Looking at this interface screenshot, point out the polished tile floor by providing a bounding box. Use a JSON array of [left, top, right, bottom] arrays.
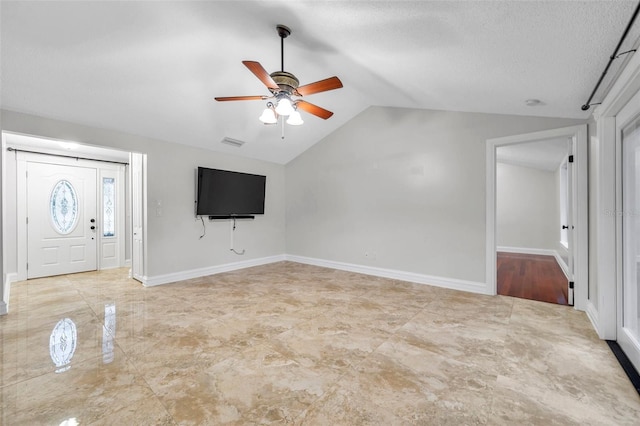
[[1, 262, 639, 425]]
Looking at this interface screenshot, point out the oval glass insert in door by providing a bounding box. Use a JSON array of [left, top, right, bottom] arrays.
[[50, 179, 79, 235]]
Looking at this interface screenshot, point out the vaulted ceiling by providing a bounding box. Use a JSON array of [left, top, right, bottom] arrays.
[[2, 1, 638, 164]]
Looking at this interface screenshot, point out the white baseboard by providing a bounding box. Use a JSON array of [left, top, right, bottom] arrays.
[[142, 254, 286, 287], [128, 252, 487, 295], [1, 273, 18, 315], [284, 255, 489, 295], [585, 301, 601, 338], [497, 246, 557, 256], [553, 251, 570, 280], [125, 259, 132, 268]]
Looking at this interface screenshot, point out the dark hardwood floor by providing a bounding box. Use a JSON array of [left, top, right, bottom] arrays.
[[497, 252, 569, 305]]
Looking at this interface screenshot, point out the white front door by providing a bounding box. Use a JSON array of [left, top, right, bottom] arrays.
[[27, 162, 97, 278]]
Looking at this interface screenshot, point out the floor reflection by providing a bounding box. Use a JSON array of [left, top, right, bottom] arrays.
[[2, 265, 639, 425], [49, 318, 77, 373], [102, 303, 116, 364]]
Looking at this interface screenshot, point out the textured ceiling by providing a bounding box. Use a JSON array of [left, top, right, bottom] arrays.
[[2, 1, 639, 164], [497, 138, 569, 171]]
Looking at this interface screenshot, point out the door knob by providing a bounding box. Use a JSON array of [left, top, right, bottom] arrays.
[[562, 225, 569, 229], [90, 218, 96, 223], [90, 226, 96, 230]]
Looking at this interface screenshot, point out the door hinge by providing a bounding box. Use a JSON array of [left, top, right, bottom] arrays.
[[569, 281, 574, 289], [26, 263, 28, 270], [568, 155, 574, 163]]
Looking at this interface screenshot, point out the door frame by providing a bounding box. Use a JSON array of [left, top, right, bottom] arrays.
[[592, 43, 640, 340], [15, 152, 126, 280], [1, 131, 147, 303], [486, 124, 589, 310], [615, 97, 640, 370]]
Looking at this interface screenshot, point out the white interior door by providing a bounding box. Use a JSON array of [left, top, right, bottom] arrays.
[[27, 162, 97, 278], [619, 118, 640, 372], [566, 137, 576, 305]]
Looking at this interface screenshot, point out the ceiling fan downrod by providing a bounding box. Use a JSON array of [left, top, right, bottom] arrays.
[[277, 24, 291, 72]]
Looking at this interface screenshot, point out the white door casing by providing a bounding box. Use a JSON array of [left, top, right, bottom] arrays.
[[15, 151, 127, 280], [615, 99, 640, 372], [486, 125, 589, 310], [27, 162, 97, 278], [592, 38, 640, 340], [130, 152, 146, 282], [566, 136, 576, 305]]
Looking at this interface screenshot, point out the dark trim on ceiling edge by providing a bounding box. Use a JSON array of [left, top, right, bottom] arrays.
[[606, 340, 640, 396], [6, 147, 129, 165]]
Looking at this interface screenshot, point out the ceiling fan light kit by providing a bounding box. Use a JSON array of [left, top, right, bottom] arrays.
[[258, 104, 278, 124], [215, 24, 342, 136], [286, 110, 304, 126]]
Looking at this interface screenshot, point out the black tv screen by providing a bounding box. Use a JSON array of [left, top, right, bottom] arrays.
[[196, 167, 266, 216]]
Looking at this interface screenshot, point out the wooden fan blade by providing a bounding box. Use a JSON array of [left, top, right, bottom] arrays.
[[296, 100, 334, 120], [296, 76, 343, 96], [242, 61, 279, 90], [215, 95, 267, 102]]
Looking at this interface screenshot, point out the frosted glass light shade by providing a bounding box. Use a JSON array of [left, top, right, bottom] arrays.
[[286, 110, 304, 125], [275, 98, 294, 116], [259, 108, 277, 124]]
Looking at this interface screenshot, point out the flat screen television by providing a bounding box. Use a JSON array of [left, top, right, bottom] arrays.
[[196, 167, 266, 217]]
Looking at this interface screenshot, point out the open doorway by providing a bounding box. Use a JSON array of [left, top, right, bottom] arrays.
[[495, 138, 572, 305], [486, 125, 588, 310]]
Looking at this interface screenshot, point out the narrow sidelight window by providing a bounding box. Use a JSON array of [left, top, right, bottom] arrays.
[[103, 177, 115, 237]]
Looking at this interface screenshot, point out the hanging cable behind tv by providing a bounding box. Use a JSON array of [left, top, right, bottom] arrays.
[[230, 217, 245, 255]]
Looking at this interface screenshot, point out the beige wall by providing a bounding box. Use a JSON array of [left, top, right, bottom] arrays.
[[496, 162, 558, 251], [1, 109, 286, 280], [285, 106, 585, 283]]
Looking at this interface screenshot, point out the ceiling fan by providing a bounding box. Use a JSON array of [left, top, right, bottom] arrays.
[[214, 25, 343, 127]]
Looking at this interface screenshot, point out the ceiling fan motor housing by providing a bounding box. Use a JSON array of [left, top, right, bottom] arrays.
[[270, 71, 299, 94]]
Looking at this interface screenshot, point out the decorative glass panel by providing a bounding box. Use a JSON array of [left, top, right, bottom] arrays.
[[50, 180, 79, 235], [103, 177, 115, 237], [102, 303, 116, 364], [50, 318, 77, 373]]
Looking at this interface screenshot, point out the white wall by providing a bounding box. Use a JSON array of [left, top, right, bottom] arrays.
[[496, 162, 557, 251], [286, 106, 584, 284], [588, 123, 599, 310], [1, 109, 286, 281], [0, 116, 5, 314]]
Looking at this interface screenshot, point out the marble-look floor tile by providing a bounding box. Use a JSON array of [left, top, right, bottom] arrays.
[[2, 263, 640, 425], [345, 337, 495, 424], [2, 345, 157, 425], [273, 312, 393, 377], [86, 395, 176, 426], [1, 305, 107, 385], [296, 382, 405, 425], [146, 342, 330, 425]]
